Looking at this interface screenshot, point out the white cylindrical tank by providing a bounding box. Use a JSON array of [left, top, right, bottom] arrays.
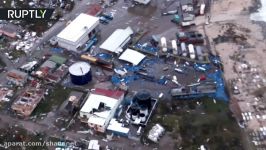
[[188, 44, 195, 59], [140, 113, 146, 122], [171, 40, 178, 55], [161, 37, 167, 52], [181, 42, 187, 57], [139, 108, 148, 116], [69, 62, 92, 85], [132, 114, 137, 121]]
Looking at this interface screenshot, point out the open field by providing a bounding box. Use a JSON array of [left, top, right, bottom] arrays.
[[142, 98, 243, 149]]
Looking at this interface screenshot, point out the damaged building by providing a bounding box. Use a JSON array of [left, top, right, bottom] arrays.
[[6, 69, 28, 86], [11, 87, 45, 117], [79, 88, 124, 133]]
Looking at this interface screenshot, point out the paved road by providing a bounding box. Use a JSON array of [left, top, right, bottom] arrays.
[[0, 113, 152, 150], [0, 0, 92, 83], [29, 0, 92, 54]]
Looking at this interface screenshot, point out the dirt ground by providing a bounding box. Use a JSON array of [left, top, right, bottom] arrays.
[[200, 0, 266, 80], [200, 0, 266, 149]]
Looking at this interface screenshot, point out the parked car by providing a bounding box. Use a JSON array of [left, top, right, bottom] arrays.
[[177, 31, 204, 44], [101, 13, 113, 20], [99, 16, 109, 25]]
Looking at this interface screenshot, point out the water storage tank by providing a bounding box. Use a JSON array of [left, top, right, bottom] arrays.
[[134, 91, 152, 109], [140, 107, 149, 116], [196, 46, 204, 61], [69, 62, 92, 85], [181, 42, 187, 57], [160, 37, 167, 52], [171, 40, 178, 55], [188, 44, 195, 59], [139, 113, 146, 122]]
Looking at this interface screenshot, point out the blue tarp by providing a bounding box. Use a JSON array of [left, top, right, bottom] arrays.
[[173, 70, 229, 101], [207, 70, 229, 101], [122, 64, 142, 72], [112, 61, 167, 85], [134, 43, 159, 54]]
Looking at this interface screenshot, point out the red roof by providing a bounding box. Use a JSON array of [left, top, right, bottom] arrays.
[[93, 88, 124, 99], [86, 4, 102, 16], [40, 67, 50, 75]]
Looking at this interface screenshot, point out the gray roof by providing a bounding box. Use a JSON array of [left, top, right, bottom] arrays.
[[180, 0, 193, 6], [41, 60, 57, 69]]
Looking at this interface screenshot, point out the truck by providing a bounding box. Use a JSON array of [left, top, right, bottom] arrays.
[[188, 44, 195, 59], [83, 37, 98, 51]]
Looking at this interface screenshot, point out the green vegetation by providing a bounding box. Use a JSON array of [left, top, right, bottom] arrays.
[[32, 85, 72, 116], [0, 127, 48, 150], [9, 50, 26, 60], [145, 98, 243, 149]]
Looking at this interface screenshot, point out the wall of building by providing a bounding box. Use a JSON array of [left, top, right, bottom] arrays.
[[57, 26, 98, 52], [102, 94, 125, 131]]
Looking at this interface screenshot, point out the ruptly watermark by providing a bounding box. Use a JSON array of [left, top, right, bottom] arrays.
[[0, 8, 54, 20]]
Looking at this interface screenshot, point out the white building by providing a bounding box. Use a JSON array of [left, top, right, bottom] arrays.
[[100, 27, 133, 54], [79, 88, 124, 133], [56, 13, 99, 52], [119, 49, 146, 65]]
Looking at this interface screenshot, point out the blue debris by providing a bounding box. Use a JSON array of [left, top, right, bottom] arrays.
[[111, 75, 121, 85], [123, 75, 139, 84], [111, 74, 139, 85], [123, 64, 143, 72], [194, 63, 211, 72], [207, 70, 229, 101], [140, 58, 160, 66], [96, 53, 112, 60], [172, 70, 229, 101], [51, 47, 63, 53], [83, 37, 98, 51], [209, 55, 222, 65], [158, 76, 167, 85], [134, 43, 159, 54]]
